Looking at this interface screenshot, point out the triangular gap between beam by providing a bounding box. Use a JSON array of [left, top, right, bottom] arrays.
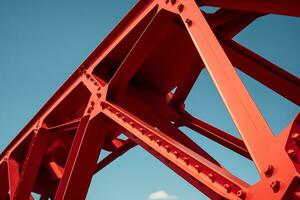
[[178, 68, 259, 185]]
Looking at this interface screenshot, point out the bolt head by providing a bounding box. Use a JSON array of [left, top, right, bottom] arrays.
[[147, 134, 153, 140], [287, 149, 298, 161], [224, 184, 231, 193], [237, 190, 246, 199], [87, 108, 92, 113], [139, 128, 145, 135], [173, 151, 179, 158], [292, 133, 300, 146], [177, 4, 184, 12], [185, 19, 192, 26], [170, 0, 176, 4], [264, 165, 273, 177], [129, 121, 135, 128], [270, 180, 280, 192], [164, 145, 170, 152], [156, 139, 161, 146], [183, 156, 189, 165], [208, 173, 214, 182]]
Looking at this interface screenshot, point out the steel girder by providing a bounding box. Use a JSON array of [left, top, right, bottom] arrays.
[[0, 0, 299, 199]]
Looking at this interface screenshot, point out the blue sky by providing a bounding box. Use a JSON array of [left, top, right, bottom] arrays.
[[0, 1, 299, 199]]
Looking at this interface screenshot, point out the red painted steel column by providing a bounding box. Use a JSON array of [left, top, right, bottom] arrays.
[[7, 158, 20, 200], [0, 162, 9, 199], [13, 128, 50, 200], [177, 0, 274, 172], [54, 114, 108, 200]]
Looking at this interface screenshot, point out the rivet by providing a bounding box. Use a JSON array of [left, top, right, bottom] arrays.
[[291, 133, 300, 146], [224, 184, 231, 193], [208, 173, 214, 182], [86, 74, 91, 79], [148, 134, 154, 140], [177, 4, 184, 12], [129, 121, 135, 128], [97, 93, 101, 98], [170, 0, 176, 4], [100, 102, 106, 108], [264, 165, 273, 177], [183, 156, 189, 165], [237, 190, 246, 199], [185, 18, 192, 26], [97, 87, 101, 91], [121, 116, 127, 122], [156, 139, 161, 146], [194, 164, 200, 173], [164, 145, 170, 152], [90, 101, 95, 106], [139, 128, 145, 135], [270, 180, 280, 193], [173, 151, 179, 158], [287, 149, 297, 161], [87, 108, 92, 114]]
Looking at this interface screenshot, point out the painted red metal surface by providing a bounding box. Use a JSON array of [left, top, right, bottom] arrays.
[[0, 0, 299, 199]]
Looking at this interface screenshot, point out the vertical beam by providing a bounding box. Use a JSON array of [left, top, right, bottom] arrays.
[[7, 159, 19, 200], [0, 162, 9, 199], [180, 1, 274, 172], [13, 128, 50, 200], [54, 114, 108, 200]]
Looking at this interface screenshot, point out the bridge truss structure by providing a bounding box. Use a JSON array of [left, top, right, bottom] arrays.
[[0, 0, 299, 199]]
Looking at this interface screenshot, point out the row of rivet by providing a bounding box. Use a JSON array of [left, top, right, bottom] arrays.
[[289, 132, 300, 198], [83, 71, 102, 93], [101, 102, 246, 199], [165, 0, 193, 26], [288, 132, 299, 162]]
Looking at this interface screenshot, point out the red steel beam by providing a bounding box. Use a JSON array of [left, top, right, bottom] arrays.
[[13, 128, 50, 200], [54, 115, 108, 200], [101, 101, 249, 199], [0, 0, 299, 199], [7, 159, 20, 200], [179, 110, 251, 159], [198, 0, 300, 17], [94, 139, 136, 174], [221, 38, 300, 105]]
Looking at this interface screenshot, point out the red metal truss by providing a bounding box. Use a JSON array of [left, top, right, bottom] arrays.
[[0, 0, 299, 199]]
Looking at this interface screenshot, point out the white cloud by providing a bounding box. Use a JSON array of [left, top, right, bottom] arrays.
[[148, 190, 178, 200]]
